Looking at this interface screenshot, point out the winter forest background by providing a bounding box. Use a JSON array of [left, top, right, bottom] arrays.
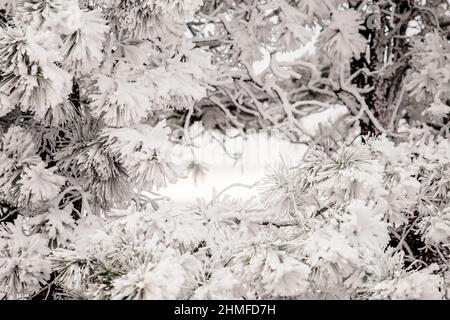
[[0, 0, 450, 300]]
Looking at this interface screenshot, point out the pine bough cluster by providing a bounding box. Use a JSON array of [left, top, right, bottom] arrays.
[[0, 0, 450, 300]]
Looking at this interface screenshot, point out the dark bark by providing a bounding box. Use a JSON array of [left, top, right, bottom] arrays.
[[350, 6, 379, 137], [0, 201, 19, 224], [351, 1, 413, 136]]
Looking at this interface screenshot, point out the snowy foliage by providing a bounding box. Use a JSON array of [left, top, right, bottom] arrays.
[[318, 9, 367, 62], [1, 130, 449, 300], [1, 0, 450, 300]]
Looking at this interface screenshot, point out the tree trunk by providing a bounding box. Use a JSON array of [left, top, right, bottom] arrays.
[[351, 1, 413, 136]]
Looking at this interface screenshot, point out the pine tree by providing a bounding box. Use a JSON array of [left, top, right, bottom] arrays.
[[0, 0, 449, 300]]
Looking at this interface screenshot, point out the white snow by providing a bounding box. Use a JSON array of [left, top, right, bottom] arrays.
[[160, 105, 347, 204]]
